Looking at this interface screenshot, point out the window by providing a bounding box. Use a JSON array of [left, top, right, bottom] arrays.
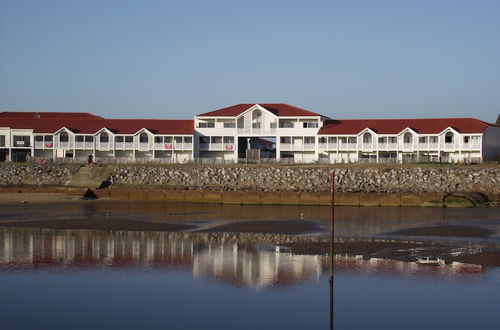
[[419, 137, 427, 143], [175, 137, 183, 143], [164, 137, 172, 143], [378, 137, 387, 143], [279, 121, 294, 128], [252, 123, 261, 129], [0, 136, 4, 147], [304, 137, 315, 144], [223, 137, 234, 144], [270, 122, 277, 129], [303, 122, 318, 128], [362, 133, 372, 144], [100, 134, 109, 143], [198, 122, 215, 128], [35, 136, 44, 142], [155, 136, 163, 143], [445, 134, 453, 143], [280, 137, 291, 144], [429, 136, 438, 143], [403, 134, 412, 143], [60, 134, 69, 142], [139, 134, 148, 143], [199, 136, 210, 144], [328, 137, 337, 144], [223, 122, 236, 128], [211, 137, 222, 144], [348, 137, 357, 144], [45, 135, 53, 142], [184, 137, 192, 143], [124, 136, 133, 143], [463, 136, 470, 143], [115, 136, 124, 143], [76, 136, 84, 142], [389, 137, 397, 144]]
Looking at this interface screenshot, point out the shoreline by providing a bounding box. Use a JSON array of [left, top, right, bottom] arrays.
[[0, 186, 498, 207]]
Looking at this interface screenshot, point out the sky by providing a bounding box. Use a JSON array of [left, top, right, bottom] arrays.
[[0, 0, 499, 122]]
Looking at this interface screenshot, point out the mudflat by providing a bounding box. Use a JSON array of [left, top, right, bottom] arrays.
[[0, 219, 195, 232]]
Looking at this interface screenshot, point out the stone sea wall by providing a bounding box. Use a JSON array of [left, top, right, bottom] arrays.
[[0, 164, 80, 186], [0, 164, 498, 196], [109, 165, 500, 195]]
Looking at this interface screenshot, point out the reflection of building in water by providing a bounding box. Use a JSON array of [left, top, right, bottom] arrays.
[[193, 243, 324, 289], [0, 228, 326, 289]]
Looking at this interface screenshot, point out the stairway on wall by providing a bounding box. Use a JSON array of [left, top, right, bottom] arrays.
[[64, 165, 116, 188]]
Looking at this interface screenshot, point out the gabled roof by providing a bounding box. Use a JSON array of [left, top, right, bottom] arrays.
[[0, 117, 194, 135], [0, 111, 102, 119], [197, 103, 323, 117], [318, 118, 491, 135]]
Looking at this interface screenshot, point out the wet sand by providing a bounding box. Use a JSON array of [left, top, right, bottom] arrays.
[[389, 225, 495, 238], [282, 241, 500, 267], [201, 220, 324, 234], [0, 193, 80, 204], [0, 219, 195, 232]]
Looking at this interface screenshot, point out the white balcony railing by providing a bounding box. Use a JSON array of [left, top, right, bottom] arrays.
[[55, 141, 73, 149], [96, 142, 111, 150], [303, 143, 316, 150], [74, 142, 94, 150], [115, 142, 134, 150], [237, 128, 277, 135]]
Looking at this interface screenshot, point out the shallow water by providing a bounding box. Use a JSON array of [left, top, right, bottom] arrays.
[[1, 203, 500, 329], [1, 226, 500, 329]]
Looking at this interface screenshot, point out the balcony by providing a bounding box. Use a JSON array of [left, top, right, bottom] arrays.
[[237, 128, 277, 135], [35, 142, 54, 149], [115, 142, 134, 150], [442, 142, 456, 151], [55, 141, 73, 149], [96, 142, 111, 151], [280, 143, 315, 151], [136, 142, 151, 150], [401, 143, 416, 151], [303, 143, 316, 150], [74, 142, 94, 150], [462, 143, 481, 150]]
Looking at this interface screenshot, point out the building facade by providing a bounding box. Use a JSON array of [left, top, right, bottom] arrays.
[[0, 104, 499, 163]]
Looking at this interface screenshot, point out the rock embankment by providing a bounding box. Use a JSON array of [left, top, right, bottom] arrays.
[[109, 165, 500, 195], [0, 164, 80, 186]]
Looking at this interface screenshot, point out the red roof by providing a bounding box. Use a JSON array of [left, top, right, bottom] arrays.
[[0, 111, 102, 119], [197, 103, 323, 117], [318, 118, 491, 135], [0, 117, 194, 135]]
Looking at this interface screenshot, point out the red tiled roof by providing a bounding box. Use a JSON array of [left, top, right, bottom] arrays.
[[318, 118, 491, 135], [0, 111, 102, 119], [197, 103, 323, 117], [0, 117, 194, 135]]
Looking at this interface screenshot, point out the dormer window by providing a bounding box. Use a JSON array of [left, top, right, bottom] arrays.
[[198, 122, 215, 128], [303, 122, 318, 128]]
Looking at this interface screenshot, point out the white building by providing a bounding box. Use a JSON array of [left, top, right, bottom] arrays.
[[0, 105, 499, 163]]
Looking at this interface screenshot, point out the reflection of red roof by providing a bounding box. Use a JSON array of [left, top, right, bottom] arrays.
[[197, 103, 323, 117], [0, 117, 194, 135], [318, 118, 491, 135], [0, 112, 102, 119]]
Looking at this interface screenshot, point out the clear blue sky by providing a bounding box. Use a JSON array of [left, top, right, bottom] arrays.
[[1, 0, 499, 121]]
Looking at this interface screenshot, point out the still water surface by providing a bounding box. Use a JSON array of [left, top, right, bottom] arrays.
[[1, 203, 500, 329]]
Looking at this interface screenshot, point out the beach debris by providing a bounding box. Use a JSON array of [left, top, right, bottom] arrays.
[[416, 257, 446, 266]]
